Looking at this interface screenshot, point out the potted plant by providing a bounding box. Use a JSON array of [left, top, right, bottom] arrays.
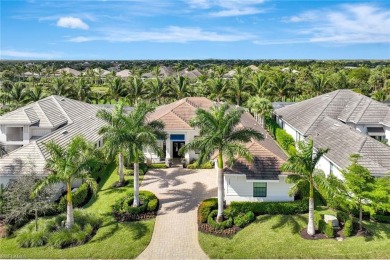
[[181, 158, 187, 168]]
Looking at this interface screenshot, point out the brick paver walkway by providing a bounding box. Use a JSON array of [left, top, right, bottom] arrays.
[[137, 167, 217, 260]]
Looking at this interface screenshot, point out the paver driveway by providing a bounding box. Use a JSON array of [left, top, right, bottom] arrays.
[[137, 167, 217, 260]]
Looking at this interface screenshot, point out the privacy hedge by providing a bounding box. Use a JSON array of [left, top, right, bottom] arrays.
[[198, 198, 218, 223], [207, 210, 233, 230], [275, 128, 295, 151], [148, 163, 168, 169], [187, 161, 214, 169], [230, 199, 308, 216]]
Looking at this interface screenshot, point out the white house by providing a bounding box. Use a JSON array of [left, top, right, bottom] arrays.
[[274, 89, 390, 178]]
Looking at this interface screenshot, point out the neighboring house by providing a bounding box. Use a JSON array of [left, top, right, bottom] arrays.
[[0, 96, 108, 186], [55, 67, 81, 77], [274, 89, 390, 178], [116, 69, 132, 79], [0, 96, 293, 204]]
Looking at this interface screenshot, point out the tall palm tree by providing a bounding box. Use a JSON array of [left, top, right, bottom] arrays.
[[49, 77, 69, 96], [27, 86, 47, 102], [206, 78, 229, 102], [281, 139, 329, 236], [170, 75, 192, 99], [127, 76, 148, 106], [246, 97, 273, 128], [271, 73, 293, 101], [33, 136, 99, 229], [250, 74, 272, 98], [120, 103, 166, 206], [97, 103, 129, 184], [229, 72, 251, 106], [73, 77, 92, 102], [180, 103, 263, 221], [107, 77, 127, 103], [310, 73, 330, 96], [147, 78, 169, 105]]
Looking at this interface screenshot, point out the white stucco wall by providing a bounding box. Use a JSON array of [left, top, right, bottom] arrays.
[[315, 156, 344, 180], [384, 125, 390, 145], [224, 174, 294, 204], [283, 122, 299, 142]]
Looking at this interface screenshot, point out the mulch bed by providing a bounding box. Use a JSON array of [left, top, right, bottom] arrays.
[[300, 229, 328, 240], [114, 211, 157, 222], [198, 223, 241, 237], [112, 180, 130, 188]]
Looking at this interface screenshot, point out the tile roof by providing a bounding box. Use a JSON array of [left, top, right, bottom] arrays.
[[313, 116, 390, 176], [275, 90, 390, 135]]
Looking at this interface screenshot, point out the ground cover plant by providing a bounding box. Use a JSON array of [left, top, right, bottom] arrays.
[[0, 164, 155, 259]]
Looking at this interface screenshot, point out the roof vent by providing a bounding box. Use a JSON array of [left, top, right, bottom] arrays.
[[61, 98, 65, 101], [62, 130, 68, 135], [334, 123, 340, 127]]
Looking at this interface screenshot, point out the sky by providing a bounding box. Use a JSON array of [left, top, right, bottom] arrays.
[[0, 0, 389, 60]]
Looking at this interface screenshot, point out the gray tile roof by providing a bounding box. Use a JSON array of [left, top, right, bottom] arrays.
[[274, 89, 390, 135], [24, 107, 40, 124], [313, 116, 390, 176]]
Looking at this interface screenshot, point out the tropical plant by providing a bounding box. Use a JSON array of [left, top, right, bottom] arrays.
[[246, 97, 273, 128], [27, 86, 47, 102], [281, 139, 330, 236], [107, 77, 127, 103], [180, 103, 263, 221], [206, 78, 229, 102], [33, 136, 100, 229]]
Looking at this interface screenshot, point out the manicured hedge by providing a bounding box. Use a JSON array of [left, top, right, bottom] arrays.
[[187, 161, 214, 169], [372, 214, 390, 224], [318, 219, 326, 234], [343, 219, 353, 237], [124, 169, 145, 176], [207, 210, 233, 230], [198, 198, 218, 223], [233, 211, 255, 228], [230, 199, 308, 216], [325, 221, 334, 238], [275, 128, 295, 151], [314, 211, 324, 230], [57, 183, 89, 212]]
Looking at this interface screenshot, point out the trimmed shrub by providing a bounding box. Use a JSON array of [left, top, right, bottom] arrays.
[[112, 191, 159, 220], [314, 211, 324, 230], [198, 198, 218, 223], [372, 214, 390, 224], [337, 211, 350, 223], [207, 210, 233, 230], [234, 211, 255, 228], [148, 163, 167, 169], [318, 219, 326, 234], [230, 199, 308, 216], [265, 116, 279, 138], [17, 230, 48, 248], [325, 221, 334, 238], [187, 161, 214, 169], [344, 219, 353, 237], [275, 128, 295, 151], [124, 169, 145, 176], [57, 183, 89, 212]]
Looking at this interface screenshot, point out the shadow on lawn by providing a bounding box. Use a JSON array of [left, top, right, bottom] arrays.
[[92, 215, 120, 243], [363, 221, 390, 241], [159, 181, 217, 214], [256, 214, 307, 234]]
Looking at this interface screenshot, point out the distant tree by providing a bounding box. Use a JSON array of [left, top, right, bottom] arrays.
[[127, 76, 147, 106], [206, 78, 229, 102], [170, 75, 192, 99], [107, 77, 127, 103], [246, 97, 273, 128], [27, 86, 47, 102]]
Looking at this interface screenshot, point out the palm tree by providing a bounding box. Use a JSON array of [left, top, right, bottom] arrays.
[[229, 72, 251, 106], [127, 76, 148, 106], [147, 78, 169, 105], [27, 86, 47, 102], [246, 97, 273, 128], [310, 73, 330, 96], [170, 75, 192, 99], [73, 78, 92, 102], [270, 73, 293, 101], [281, 139, 329, 236], [49, 77, 69, 96], [120, 102, 166, 206], [97, 103, 129, 184], [206, 78, 229, 102], [250, 74, 272, 98], [107, 77, 127, 103], [0, 144, 7, 158], [180, 103, 263, 221], [33, 136, 99, 229]]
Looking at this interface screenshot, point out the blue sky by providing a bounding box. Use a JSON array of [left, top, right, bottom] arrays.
[[1, 0, 389, 60]]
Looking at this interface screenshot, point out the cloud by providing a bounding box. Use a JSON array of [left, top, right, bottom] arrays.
[[68, 26, 255, 43], [1, 50, 62, 59], [283, 3, 390, 44], [187, 0, 266, 17], [57, 17, 89, 30]]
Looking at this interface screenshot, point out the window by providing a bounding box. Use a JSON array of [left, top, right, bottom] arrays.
[[170, 134, 185, 141], [330, 162, 334, 175], [253, 182, 267, 197]]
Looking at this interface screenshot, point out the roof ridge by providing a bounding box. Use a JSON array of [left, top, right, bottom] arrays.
[[170, 109, 191, 125], [154, 99, 186, 120], [36, 100, 54, 128], [355, 97, 372, 123], [342, 95, 364, 122], [51, 96, 73, 124]]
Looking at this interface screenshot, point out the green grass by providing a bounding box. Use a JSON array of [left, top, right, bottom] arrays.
[[0, 163, 155, 259], [199, 215, 390, 259]]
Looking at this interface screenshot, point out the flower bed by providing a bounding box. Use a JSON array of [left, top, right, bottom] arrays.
[[112, 190, 159, 221]]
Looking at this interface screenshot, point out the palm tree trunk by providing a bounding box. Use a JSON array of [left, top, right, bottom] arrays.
[[66, 181, 74, 229], [118, 152, 124, 184], [217, 153, 224, 222], [133, 162, 140, 207], [307, 180, 315, 236]]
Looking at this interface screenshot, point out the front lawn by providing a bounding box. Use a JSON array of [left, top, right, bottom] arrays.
[[0, 163, 155, 259], [199, 214, 390, 259]]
